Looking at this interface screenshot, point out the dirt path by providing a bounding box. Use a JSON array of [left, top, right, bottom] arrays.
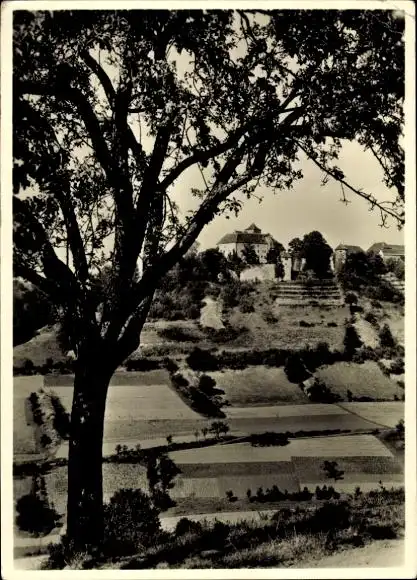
[[297, 539, 405, 568], [200, 297, 224, 330]]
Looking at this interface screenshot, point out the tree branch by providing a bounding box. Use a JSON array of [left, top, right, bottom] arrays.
[[16, 77, 116, 185], [81, 50, 146, 168], [295, 140, 404, 226], [13, 196, 82, 300]]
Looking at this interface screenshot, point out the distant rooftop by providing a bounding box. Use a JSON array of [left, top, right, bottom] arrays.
[[245, 223, 261, 232], [217, 224, 275, 246], [335, 244, 364, 253], [368, 242, 404, 256]]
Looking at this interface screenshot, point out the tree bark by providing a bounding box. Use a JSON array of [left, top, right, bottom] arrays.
[[66, 356, 115, 552]]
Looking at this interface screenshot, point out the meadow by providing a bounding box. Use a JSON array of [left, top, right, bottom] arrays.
[[338, 402, 404, 428], [226, 303, 349, 351], [315, 361, 404, 401], [210, 367, 309, 406]]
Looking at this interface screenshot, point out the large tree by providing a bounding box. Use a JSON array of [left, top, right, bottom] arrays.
[[302, 230, 333, 278], [12, 8, 404, 551]]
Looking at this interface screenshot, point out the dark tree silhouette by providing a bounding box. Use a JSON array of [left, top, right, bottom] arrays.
[[242, 243, 260, 265], [302, 231, 333, 278]]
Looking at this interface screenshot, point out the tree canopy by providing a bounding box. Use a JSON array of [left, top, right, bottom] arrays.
[[302, 231, 333, 277]]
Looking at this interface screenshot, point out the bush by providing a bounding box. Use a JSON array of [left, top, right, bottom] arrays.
[[163, 357, 179, 374], [389, 358, 404, 375], [251, 432, 289, 447], [22, 358, 36, 375], [366, 524, 397, 540], [309, 501, 350, 532], [102, 489, 161, 557], [124, 358, 161, 372], [284, 353, 311, 383], [379, 324, 396, 348], [198, 374, 217, 396], [360, 346, 379, 361], [239, 294, 255, 313], [344, 324, 363, 357], [327, 321, 338, 327], [157, 326, 199, 343], [16, 474, 61, 538], [364, 312, 379, 326], [208, 325, 247, 344], [321, 460, 345, 481], [48, 393, 71, 439], [175, 517, 203, 537], [186, 347, 219, 372], [209, 421, 230, 438], [345, 292, 358, 305]]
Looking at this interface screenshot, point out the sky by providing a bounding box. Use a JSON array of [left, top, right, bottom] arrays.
[[173, 139, 404, 252]]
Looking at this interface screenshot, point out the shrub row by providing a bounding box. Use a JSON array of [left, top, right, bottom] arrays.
[[245, 484, 341, 503], [170, 371, 226, 418], [14, 358, 76, 376], [186, 343, 344, 373]]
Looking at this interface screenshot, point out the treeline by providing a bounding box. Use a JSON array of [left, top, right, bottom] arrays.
[[337, 251, 404, 304]]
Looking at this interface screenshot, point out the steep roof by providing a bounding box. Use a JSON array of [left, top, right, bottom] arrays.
[[217, 231, 269, 245], [245, 223, 261, 232], [335, 244, 363, 253], [368, 242, 404, 256]]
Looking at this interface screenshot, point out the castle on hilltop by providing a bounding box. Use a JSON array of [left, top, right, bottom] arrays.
[[217, 223, 276, 263], [216, 224, 307, 281]]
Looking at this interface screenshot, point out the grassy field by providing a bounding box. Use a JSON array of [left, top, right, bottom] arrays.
[[13, 377, 44, 454], [210, 367, 309, 406], [170, 435, 392, 465], [316, 361, 403, 400], [42, 373, 201, 422], [226, 412, 381, 434], [226, 302, 349, 351], [338, 402, 404, 428], [225, 403, 351, 418], [13, 326, 67, 367]]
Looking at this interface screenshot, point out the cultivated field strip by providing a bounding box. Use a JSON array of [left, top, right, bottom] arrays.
[[102, 418, 207, 440], [291, 456, 403, 478], [171, 478, 220, 498], [43, 370, 170, 387], [170, 435, 393, 466], [14, 377, 45, 455], [227, 413, 380, 435], [179, 461, 296, 478], [338, 402, 404, 428], [171, 443, 292, 464], [42, 383, 201, 420], [225, 403, 351, 419], [287, 435, 393, 457]]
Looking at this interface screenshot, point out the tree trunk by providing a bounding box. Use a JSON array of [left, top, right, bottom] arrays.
[[66, 357, 115, 552]]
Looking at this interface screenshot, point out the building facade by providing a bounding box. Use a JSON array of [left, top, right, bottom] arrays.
[[368, 242, 405, 262], [333, 244, 364, 270], [217, 224, 277, 263]]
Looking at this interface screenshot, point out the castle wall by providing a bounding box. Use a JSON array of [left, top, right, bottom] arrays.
[[240, 264, 276, 281]]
